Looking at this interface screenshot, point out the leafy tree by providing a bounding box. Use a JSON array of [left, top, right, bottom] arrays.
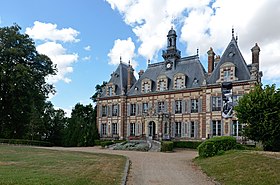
[[235, 84, 280, 151], [0, 24, 56, 139], [91, 81, 107, 102], [64, 103, 98, 146]]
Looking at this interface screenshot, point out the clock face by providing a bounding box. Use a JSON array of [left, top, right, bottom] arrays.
[[166, 63, 171, 69]]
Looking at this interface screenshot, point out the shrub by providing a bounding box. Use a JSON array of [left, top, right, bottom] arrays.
[[94, 140, 101, 146], [100, 141, 114, 148], [161, 141, 174, 152], [0, 139, 53, 147], [198, 136, 237, 158], [173, 141, 202, 149]]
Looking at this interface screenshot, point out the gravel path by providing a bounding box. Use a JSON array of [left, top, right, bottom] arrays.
[[43, 147, 214, 185]]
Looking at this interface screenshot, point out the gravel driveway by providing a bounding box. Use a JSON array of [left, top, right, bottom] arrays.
[[44, 147, 214, 185]]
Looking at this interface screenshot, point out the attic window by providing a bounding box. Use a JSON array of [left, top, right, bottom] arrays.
[[106, 83, 115, 96], [108, 87, 112, 96], [173, 73, 186, 89], [216, 62, 238, 83], [141, 78, 152, 93], [157, 75, 168, 91], [224, 70, 231, 82]]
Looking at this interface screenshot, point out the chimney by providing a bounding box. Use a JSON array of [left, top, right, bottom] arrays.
[[138, 69, 144, 78], [251, 43, 260, 69], [127, 61, 134, 91], [214, 55, 220, 68], [207, 47, 215, 74]]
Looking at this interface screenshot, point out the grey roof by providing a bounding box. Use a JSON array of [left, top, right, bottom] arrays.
[[207, 37, 251, 84], [100, 63, 136, 97], [128, 55, 207, 96]]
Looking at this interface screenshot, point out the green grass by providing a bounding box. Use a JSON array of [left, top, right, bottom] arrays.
[[194, 150, 280, 185], [0, 145, 126, 185]]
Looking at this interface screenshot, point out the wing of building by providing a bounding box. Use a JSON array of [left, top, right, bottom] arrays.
[[96, 28, 262, 141]]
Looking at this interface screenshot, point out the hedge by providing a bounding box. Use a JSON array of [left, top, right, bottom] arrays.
[[0, 139, 53, 147], [197, 136, 237, 158], [161, 141, 174, 152], [173, 141, 202, 149]]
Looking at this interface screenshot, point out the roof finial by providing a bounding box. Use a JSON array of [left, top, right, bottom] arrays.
[[148, 59, 151, 65], [128, 60, 131, 66], [120, 56, 122, 63], [197, 48, 199, 56], [232, 26, 234, 38]]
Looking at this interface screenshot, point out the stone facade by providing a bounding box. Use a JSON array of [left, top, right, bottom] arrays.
[[96, 28, 262, 141]]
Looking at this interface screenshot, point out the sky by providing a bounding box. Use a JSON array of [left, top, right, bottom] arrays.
[[1, 0, 280, 116]]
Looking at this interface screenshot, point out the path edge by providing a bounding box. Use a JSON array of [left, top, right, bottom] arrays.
[[121, 157, 130, 185]]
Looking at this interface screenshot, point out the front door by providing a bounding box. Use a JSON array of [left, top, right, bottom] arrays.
[[148, 121, 156, 137]]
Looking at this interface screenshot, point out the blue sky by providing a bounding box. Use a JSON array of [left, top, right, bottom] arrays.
[[1, 0, 279, 116]]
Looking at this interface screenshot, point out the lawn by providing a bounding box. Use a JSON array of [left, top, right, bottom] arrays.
[[0, 144, 126, 185], [194, 150, 280, 185]]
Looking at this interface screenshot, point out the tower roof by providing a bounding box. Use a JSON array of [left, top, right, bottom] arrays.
[[168, 27, 176, 36]]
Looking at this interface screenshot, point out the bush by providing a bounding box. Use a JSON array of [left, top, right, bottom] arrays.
[[173, 141, 202, 149], [100, 141, 114, 148], [0, 139, 53, 147], [161, 141, 174, 152], [94, 140, 101, 146], [198, 136, 237, 158]]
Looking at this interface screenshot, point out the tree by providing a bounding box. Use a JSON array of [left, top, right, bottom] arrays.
[[91, 81, 107, 102], [64, 103, 98, 146], [235, 84, 280, 151], [0, 24, 56, 139]]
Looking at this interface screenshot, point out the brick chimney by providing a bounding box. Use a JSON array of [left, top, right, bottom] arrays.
[[127, 61, 134, 91], [138, 69, 144, 78], [207, 47, 215, 75], [251, 43, 260, 69]]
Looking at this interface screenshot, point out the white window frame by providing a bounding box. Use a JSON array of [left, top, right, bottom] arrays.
[[158, 101, 165, 112], [191, 99, 198, 113], [130, 104, 136, 116], [101, 123, 107, 136], [212, 120, 222, 136], [175, 100, 182, 114], [130, 123, 135, 136], [112, 123, 118, 135], [212, 96, 222, 111]]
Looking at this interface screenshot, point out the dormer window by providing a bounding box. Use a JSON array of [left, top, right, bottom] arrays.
[[173, 73, 186, 89], [157, 75, 168, 91], [217, 62, 238, 83], [106, 83, 116, 96], [141, 78, 152, 93]]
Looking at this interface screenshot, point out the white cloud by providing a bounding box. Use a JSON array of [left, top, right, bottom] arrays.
[[26, 21, 79, 42], [37, 42, 78, 83], [107, 37, 137, 68], [84, 45, 91, 51], [26, 21, 80, 84], [106, 0, 280, 83], [82, 56, 91, 61]]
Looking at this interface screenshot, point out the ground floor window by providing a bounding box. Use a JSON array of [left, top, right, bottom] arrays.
[[101, 123, 107, 136], [112, 123, 118, 135], [164, 122, 168, 134], [190, 121, 195, 138], [232, 120, 244, 137], [175, 122, 181, 137], [212, 120, 222, 136], [130, 123, 135, 136]]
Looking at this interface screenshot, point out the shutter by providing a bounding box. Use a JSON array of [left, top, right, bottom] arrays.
[[136, 104, 139, 115], [182, 100, 186, 113], [99, 122, 102, 137], [164, 101, 168, 113], [127, 104, 130, 116], [181, 122, 185, 137], [106, 123, 109, 136], [135, 123, 139, 136], [108, 105, 112, 117], [199, 99, 202, 113], [139, 122, 142, 135], [187, 99, 191, 113], [171, 123, 174, 137], [172, 100, 175, 114], [188, 122, 191, 138], [155, 101, 158, 113], [99, 105, 102, 117], [194, 121, 198, 138], [118, 104, 120, 116], [210, 121, 213, 137], [221, 121, 224, 136], [230, 121, 233, 136], [210, 96, 213, 112], [139, 103, 142, 115], [127, 123, 130, 136]]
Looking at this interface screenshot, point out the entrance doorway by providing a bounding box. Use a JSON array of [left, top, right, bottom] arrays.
[[148, 121, 156, 137]]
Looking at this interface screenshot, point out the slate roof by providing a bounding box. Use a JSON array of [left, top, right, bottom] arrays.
[[100, 62, 136, 97], [128, 55, 207, 96], [207, 37, 251, 84]]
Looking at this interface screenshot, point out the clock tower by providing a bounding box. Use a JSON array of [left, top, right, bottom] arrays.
[[162, 27, 181, 70]]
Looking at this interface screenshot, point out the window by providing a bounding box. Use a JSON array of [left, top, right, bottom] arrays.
[[233, 95, 242, 106], [212, 120, 222, 136], [112, 104, 118, 116], [108, 87, 112, 96], [112, 123, 118, 135], [212, 96, 222, 111], [102, 106, 107, 117], [144, 83, 149, 93], [164, 122, 168, 134], [191, 99, 198, 113], [232, 120, 244, 137], [175, 100, 182, 114], [159, 80, 165, 91], [158, 101, 165, 112], [175, 122, 181, 137], [224, 70, 231, 81], [101, 123, 107, 136], [143, 103, 148, 113], [190, 121, 195, 138], [175, 78, 183, 89], [130, 123, 135, 136], [130, 104, 136, 116]]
